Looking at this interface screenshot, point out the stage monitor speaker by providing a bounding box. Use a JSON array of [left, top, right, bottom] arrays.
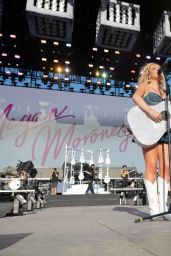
[[0, 195, 14, 217], [0, 202, 14, 218]]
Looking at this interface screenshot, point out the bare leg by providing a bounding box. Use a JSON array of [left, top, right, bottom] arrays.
[[142, 145, 160, 216]]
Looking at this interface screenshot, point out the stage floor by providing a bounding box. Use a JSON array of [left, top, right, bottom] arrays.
[[0, 205, 171, 256]]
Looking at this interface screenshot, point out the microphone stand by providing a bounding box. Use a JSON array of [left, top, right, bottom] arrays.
[[135, 68, 171, 223]]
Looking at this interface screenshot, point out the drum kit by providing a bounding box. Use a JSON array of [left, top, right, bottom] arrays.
[[3, 169, 29, 190], [7, 178, 21, 190], [2, 160, 36, 191]]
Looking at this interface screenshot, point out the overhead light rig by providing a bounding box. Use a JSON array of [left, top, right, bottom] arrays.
[[0, 66, 137, 97], [153, 11, 171, 57], [26, 0, 74, 42], [95, 0, 140, 51]]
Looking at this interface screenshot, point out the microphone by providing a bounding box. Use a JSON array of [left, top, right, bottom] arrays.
[[158, 67, 163, 75]]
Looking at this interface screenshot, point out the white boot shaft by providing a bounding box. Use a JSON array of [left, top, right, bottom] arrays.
[[157, 177, 171, 221], [144, 179, 159, 216], [158, 177, 168, 212]]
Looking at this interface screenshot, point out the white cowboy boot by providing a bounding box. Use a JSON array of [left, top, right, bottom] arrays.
[[158, 177, 171, 221], [144, 179, 160, 217]]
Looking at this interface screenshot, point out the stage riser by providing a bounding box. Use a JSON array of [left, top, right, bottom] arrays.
[[46, 194, 120, 207]]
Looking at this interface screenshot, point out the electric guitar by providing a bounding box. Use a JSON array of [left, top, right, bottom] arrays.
[[127, 101, 171, 147], [121, 169, 135, 178]]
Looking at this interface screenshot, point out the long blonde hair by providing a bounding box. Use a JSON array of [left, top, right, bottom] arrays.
[[138, 62, 166, 90]]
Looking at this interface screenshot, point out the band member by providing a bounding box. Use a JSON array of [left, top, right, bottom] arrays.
[[50, 168, 59, 195], [120, 165, 129, 187], [85, 164, 95, 194], [132, 62, 171, 220]]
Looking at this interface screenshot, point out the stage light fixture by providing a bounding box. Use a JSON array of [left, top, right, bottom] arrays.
[[65, 61, 70, 65], [41, 39, 47, 44], [42, 57, 47, 61], [105, 80, 111, 91], [53, 41, 59, 45], [102, 72, 107, 78], [2, 53, 7, 57], [95, 71, 100, 77], [3, 70, 11, 80], [85, 78, 91, 89], [18, 72, 25, 82], [131, 69, 135, 74], [66, 43, 71, 47], [14, 55, 21, 59], [42, 73, 49, 84], [110, 67, 114, 71], [10, 34, 16, 39], [136, 54, 141, 58], [26, 0, 74, 42], [104, 49, 109, 53], [92, 48, 98, 51], [124, 83, 130, 93], [88, 64, 93, 68], [65, 67, 70, 73], [96, 0, 140, 51], [153, 11, 171, 57]]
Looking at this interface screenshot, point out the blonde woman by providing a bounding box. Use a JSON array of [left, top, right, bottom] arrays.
[[132, 62, 171, 220]]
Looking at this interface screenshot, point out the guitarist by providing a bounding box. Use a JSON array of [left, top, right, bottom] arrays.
[[132, 62, 171, 221], [85, 164, 95, 194], [121, 165, 129, 187]]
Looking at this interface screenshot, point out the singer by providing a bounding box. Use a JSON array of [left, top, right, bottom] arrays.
[[132, 62, 171, 221]]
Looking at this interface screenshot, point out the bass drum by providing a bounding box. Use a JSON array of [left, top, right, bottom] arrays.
[[8, 179, 21, 190]]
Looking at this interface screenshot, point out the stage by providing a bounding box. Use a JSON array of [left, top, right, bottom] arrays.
[[0, 204, 171, 256]]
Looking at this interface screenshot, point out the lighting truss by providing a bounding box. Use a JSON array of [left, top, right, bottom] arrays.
[[0, 66, 139, 97], [153, 11, 171, 57], [26, 0, 74, 42], [95, 0, 140, 51]]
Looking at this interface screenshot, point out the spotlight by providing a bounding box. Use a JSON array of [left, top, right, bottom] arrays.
[[124, 84, 131, 93], [16, 194, 27, 205], [105, 79, 111, 91], [85, 78, 91, 89], [42, 74, 48, 84], [28, 195, 36, 204], [18, 71, 24, 82]]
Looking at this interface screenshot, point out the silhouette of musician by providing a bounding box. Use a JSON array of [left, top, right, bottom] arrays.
[[85, 164, 95, 194]]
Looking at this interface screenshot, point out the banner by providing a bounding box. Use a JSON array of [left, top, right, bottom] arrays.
[[0, 86, 145, 172]]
